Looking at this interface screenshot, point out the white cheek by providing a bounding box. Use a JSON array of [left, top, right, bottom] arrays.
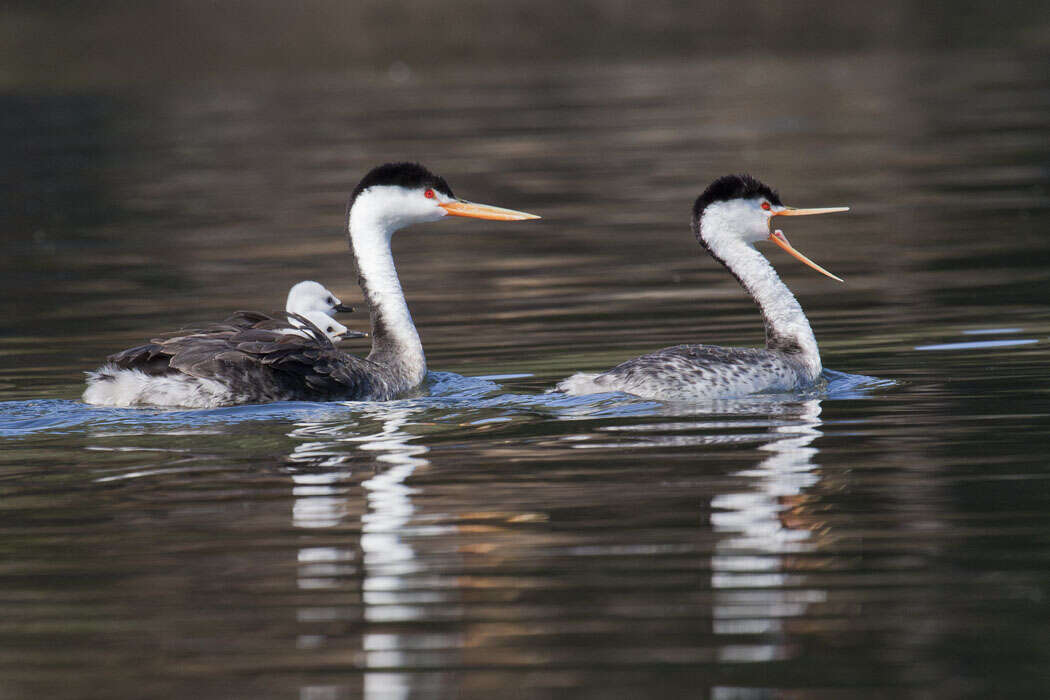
[[423, 197, 450, 221], [350, 186, 454, 235], [403, 195, 444, 223]]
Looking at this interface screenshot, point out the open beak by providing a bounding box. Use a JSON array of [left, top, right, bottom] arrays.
[[333, 303, 355, 313], [768, 206, 848, 283], [439, 199, 541, 221]]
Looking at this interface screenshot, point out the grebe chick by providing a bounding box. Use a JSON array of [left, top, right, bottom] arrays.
[[282, 312, 356, 341], [83, 162, 539, 408], [286, 281, 355, 318], [557, 174, 848, 401]]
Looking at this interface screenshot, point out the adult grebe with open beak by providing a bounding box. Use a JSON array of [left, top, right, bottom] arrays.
[[557, 174, 847, 400]]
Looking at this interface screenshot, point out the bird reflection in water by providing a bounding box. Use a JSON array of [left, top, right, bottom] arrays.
[[283, 395, 831, 697], [286, 405, 449, 700], [578, 396, 828, 671], [709, 399, 826, 666]]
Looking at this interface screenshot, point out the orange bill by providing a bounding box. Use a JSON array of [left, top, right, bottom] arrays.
[[768, 229, 844, 283], [773, 206, 850, 217], [439, 200, 541, 221]]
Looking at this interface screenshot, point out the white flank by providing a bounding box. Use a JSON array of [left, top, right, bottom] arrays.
[[83, 367, 232, 408]]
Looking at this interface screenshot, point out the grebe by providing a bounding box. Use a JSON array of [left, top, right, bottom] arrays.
[[557, 174, 848, 401], [285, 280, 355, 318], [209, 282, 365, 344], [282, 281, 364, 341], [83, 163, 539, 408], [282, 312, 354, 341]]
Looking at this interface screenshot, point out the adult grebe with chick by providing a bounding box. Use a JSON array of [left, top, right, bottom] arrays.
[[84, 163, 539, 408]]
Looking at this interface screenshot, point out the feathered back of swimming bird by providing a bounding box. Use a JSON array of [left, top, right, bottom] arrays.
[[102, 311, 385, 402]]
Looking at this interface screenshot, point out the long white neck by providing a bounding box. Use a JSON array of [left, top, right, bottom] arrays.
[[699, 218, 821, 377], [347, 206, 426, 385]]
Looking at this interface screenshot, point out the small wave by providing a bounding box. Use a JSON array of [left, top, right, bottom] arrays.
[[821, 369, 898, 398], [915, 339, 1038, 351]]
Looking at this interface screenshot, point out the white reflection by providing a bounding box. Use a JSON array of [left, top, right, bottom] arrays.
[[288, 421, 359, 530], [357, 408, 430, 581], [355, 408, 432, 700], [709, 399, 827, 663], [292, 470, 353, 530], [287, 405, 437, 700], [567, 396, 830, 664]]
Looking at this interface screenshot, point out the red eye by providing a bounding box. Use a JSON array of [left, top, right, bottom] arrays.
[[761, 201, 771, 211], [424, 189, 435, 199]]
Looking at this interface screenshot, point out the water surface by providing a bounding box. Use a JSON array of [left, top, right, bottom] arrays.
[[3, 51, 1050, 698]]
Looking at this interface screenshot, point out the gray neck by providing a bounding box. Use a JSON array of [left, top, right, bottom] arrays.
[[347, 209, 426, 388], [701, 228, 822, 378]]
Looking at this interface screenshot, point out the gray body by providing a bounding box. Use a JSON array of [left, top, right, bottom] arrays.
[[84, 311, 417, 407], [558, 344, 819, 401]]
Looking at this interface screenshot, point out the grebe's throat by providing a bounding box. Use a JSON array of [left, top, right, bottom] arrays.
[[347, 199, 425, 385], [697, 209, 821, 374]]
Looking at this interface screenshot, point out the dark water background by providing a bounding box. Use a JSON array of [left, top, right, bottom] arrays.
[[3, 4, 1050, 698]]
